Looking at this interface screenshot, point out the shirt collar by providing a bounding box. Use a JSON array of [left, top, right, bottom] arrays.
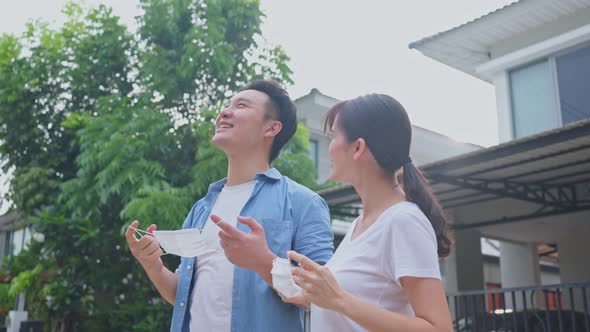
[[208, 168, 282, 193], [255, 167, 282, 181]]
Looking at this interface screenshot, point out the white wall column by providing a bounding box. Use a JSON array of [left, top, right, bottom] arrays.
[[500, 241, 541, 310], [492, 72, 514, 143], [500, 241, 541, 288]]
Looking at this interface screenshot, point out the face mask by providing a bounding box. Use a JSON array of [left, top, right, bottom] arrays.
[[271, 257, 302, 298], [131, 227, 215, 257]]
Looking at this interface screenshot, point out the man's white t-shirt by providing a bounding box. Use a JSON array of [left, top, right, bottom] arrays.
[[311, 201, 441, 332], [189, 181, 255, 332]]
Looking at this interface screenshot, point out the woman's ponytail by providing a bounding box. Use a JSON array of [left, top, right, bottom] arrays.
[[402, 159, 451, 258]]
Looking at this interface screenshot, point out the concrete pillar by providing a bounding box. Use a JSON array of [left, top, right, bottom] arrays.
[[444, 229, 485, 293], [559, 234, 590, 283], [443, 229, 485, 324], [499, 241, 541, 311], [558, 233, 590, 312]]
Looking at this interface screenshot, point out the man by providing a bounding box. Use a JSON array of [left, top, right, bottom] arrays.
[[125, 80, 334, 332]]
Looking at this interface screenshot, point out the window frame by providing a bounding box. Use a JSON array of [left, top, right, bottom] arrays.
[[508, 42, 590, 138]]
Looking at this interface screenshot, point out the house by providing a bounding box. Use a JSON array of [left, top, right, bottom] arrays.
[[296, 88, 562, 288], [313, 0, 590, 329], [295, 88, 482, 183], [408, 0, 590, 285]]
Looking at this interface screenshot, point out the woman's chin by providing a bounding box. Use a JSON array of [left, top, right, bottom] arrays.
[[328, 172, 342, 183]]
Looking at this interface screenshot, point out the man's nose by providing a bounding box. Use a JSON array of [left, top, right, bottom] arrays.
[[219, 107, 234, 118]]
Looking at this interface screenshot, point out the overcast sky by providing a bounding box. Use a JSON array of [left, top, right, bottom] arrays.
[[0, 0, 516, 212]]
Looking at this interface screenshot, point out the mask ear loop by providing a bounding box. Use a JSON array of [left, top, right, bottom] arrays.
[[128, 225, 170, 256], [128, 225, 151, 237]]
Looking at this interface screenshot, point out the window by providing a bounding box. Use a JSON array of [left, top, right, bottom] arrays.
[[0, 231, 12, 258], [510, 60, 559, 137], [509, 44, 590, 138], [556, 44, 590, 125], [309, 139, 319, 170]]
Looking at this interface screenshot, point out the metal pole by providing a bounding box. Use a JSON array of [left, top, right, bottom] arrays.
[[304, 309, 311, 332]]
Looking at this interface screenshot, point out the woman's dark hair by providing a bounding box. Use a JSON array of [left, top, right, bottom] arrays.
[[324, 94, 451, 257], [238, 80, 297, 163]]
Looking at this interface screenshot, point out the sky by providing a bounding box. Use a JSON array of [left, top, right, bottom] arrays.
[[0, 0, 516, 212]]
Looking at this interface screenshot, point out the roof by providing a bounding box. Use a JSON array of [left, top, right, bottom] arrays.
[[423, 119, 590, 213], [293, 88, 340, 105], [409, 0, 590, 82], [320, 119, 590, 235], [0, 212, 18, 231], [294, 88, 482, 150]]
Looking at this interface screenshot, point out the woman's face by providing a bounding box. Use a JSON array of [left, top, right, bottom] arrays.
[[328, 115, 356, 182]]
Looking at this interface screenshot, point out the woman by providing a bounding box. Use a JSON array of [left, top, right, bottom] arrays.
[[287, 94, 453, 332]]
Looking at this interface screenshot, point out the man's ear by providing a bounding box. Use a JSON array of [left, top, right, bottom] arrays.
[[264, 120, 283, 138], [352, 138, 367, 160]]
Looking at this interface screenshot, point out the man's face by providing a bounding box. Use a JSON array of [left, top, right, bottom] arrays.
[[212, 89, 277, 156]]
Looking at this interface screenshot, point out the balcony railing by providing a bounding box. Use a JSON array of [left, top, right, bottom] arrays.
[[447, 281, 590, 331]]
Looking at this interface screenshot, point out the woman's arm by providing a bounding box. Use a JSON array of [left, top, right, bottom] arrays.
[[289, 251, 453, 332], [334, 277, 452, 332]]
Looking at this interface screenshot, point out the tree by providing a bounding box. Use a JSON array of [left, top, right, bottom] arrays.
[[0, 1, 315, 330]]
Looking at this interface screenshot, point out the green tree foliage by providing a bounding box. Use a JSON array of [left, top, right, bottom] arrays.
[[0, 1, 315, 330]]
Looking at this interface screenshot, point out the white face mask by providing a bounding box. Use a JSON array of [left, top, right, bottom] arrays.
[[131, 227, 215, 257], [271, 258, 302, 298]]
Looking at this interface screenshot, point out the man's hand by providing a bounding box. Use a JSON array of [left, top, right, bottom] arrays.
[[124, 220, 179, 305], [211, 214, 276, 283], [125, 220, 163, 272]]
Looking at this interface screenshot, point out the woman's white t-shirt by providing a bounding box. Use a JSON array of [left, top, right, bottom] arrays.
[[311, 201, 441, 332]]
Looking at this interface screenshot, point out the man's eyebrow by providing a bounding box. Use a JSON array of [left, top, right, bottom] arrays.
[[228, 96, 254, 105]]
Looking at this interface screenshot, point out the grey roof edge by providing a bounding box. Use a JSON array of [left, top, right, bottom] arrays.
[[293, 88, 341, 104], [422, 118, 590, 173], [318, 118, 590, 196], [412, 124, 483, 150], [408, 0, 522, 50], [0, 211, 19, 231]]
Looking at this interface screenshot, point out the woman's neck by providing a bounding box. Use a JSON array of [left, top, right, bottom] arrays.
[[354, 173, 405, 224]]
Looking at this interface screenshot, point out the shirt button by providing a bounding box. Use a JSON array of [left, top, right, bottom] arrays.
[[187, 265, 192, 270], [180, 302, 185, 307]]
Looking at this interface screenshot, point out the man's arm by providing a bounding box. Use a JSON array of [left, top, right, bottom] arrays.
[[278, 194, 333, 307], [292, 194, 334, 264], [125, 221, 179, 304]]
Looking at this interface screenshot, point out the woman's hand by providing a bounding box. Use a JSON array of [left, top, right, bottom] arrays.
[[277, 292, 310, 310], [288, 250, 349, 313]]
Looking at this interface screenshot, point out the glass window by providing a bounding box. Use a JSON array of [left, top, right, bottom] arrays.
[[510, 60, 559, 138], [309, 139, 318, 169], [1, 231, 12, 258], [556, 44, 590, 125]]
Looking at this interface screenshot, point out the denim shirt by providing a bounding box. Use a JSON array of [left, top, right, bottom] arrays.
[[170, 168, 334, 332]]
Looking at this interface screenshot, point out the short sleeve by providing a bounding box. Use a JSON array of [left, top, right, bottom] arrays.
[[385, 208, 441, 283], [293, 194, 334, 265]]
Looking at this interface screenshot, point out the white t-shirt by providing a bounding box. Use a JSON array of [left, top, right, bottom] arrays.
[[311, 201, 441, 332], [189, 181, 255, 332]]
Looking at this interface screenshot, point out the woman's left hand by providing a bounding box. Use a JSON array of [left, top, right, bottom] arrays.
[[277, 292, 310, 310], [288, 250, 349, 313]]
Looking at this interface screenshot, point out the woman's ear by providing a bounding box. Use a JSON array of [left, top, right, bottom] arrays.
[[352, 138, 366, 160], [264, 120, 283, 138]]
